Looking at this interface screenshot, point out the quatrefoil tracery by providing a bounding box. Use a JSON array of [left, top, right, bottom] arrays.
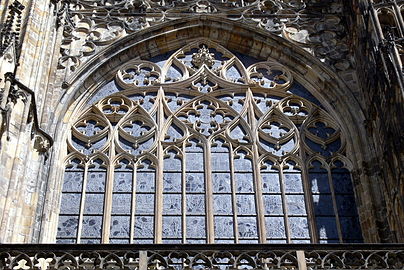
[[68, 39, 347, 163]]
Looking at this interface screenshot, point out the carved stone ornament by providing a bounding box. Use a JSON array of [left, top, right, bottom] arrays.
[[59, 39, 362, 244], [55, 0, 352, 79]]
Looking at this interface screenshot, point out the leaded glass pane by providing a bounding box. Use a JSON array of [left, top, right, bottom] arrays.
[[82, 216, 103, 238], [110, 216, 130, 238], [134, 216, 154, 238], [214, 217, 234, 239], [162, 216, 182, 238], [186, 217, 206, 239], [238, 217, 258, 239]]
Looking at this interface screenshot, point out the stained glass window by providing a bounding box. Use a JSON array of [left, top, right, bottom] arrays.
[[57, 39, 363, 243]]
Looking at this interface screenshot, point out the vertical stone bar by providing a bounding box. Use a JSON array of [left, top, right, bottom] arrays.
[[139, 250, 148, 270], [296, 250, 307, 270]]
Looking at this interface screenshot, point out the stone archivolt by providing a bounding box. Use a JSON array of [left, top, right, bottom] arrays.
[[56, 0, 351, 78]]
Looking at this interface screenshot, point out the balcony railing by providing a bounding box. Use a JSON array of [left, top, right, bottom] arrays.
[[0, 244, 403, 269]]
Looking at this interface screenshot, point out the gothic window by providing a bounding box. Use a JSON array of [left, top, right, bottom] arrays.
[[57, 39, 363, 244]]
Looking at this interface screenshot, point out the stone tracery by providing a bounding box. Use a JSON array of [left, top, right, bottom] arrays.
[[57, 39, 362, 244]]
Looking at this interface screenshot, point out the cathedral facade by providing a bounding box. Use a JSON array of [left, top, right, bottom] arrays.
[[0, 0, 403, 268]]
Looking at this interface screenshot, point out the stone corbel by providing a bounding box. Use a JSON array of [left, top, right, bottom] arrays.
[[0, 73, 53, 153]]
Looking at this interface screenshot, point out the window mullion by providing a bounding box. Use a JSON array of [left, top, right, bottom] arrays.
[[155, 93, 164, 243], [229, 144, 239, 243], [205, 140, 214, 243], [102, 161, 114, 243], [181, 146, 186, 243], [252, 143, 266, 243], [76, 163, 89, 243], [300, 152, 319, 243], [328, 168, 343, 243], [130, 163, 137, 243], [279, 167, 291, 243]]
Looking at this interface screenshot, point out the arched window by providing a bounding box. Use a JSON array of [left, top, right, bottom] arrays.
[[57, 39, 363, 244]]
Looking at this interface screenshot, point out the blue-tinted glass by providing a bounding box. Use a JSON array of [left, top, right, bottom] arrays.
[[57, 216, 78, 238], [71, 136, 107, 155], [289, 217, 310, 238], [336, 195, 358, 216], [226, 65, 243, 83], [112, 194, 131, 214], [238, 217, 258, 239], [110, 216, 130, 238], [162, 216, 182, 238], [332, 172, 354, 193], [316, 217, 339, 239], [63, 172, 83, 192], [284, 173, 303, 193], [214, 195, 233, 214], [164, 154, 182, 171], [234, 154, 252, 171], [110, 239, 130, 244], [82, 216, 102, 238], [134, 216, 154, 238], [265, 217, 286, 238], [286, 195, 307, 215], [163, 194, 181, 214], [262, 173, 280, 193], [211, 153, 230, 171], [56, 239, 76, 243], [268, 239, 287, 243], [114, 172, 132, 192], [288, 82, 322, 106], [88, 80, 121, 105], [340, 217, 363, 241], [214, 217, 234, 238], [310, 173, 330, 193], [87, 172, 106, 192], [163, 172, 182, 192], [136, 194, 154, 214], [263, 195, 283, 215], [81, 239, 101, 244], [136, 172, 155, 192], [186, 217, 206, 238], [236, 195, 256, 215], [186, 153, 204, 171], [84, 194, 104, 214], [235, 173, 254, 193], [128, 93, 156, 111], [60, 193, 81, 214], [212, 173, 231, 193], [186, 173, 205, 192], [186, 194, 205, 214], [312, 195, 334, 215]]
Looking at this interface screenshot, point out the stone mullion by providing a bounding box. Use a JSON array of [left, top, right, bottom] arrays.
[[129, 163, 137, 244], [246, 89, 266, 243], [228, 143, 239, 243], [181, 143, 186, 243], [300, 158, 318, 243], [299, 129, 318, 243], [101, 164, 113, 243], [279, 167, 291, 243], [155, 88, 164, 243], [76, 162, 89, 243], [101, 143, 114, 243], [205, 140, 214, 243], [327, 168, 344, 243]]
